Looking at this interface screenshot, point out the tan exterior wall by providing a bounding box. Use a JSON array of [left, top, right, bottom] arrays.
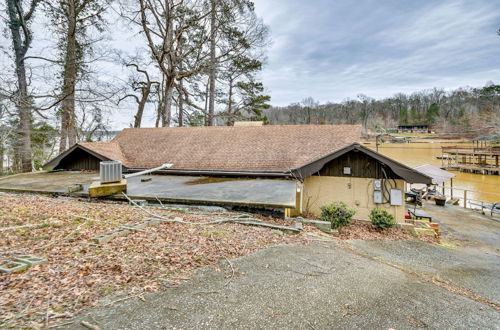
[[302, 176, 406, 222]]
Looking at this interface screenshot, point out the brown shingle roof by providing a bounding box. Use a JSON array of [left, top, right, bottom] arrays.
[[79, 142, 127, 163], [77, 125, 362, 172]]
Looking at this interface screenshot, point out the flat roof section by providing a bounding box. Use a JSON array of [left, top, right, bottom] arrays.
[[124, 176, 297, 208], [0, 171, 98, 193], [413, 164, 455, 185], [0, 172, 297, 208]]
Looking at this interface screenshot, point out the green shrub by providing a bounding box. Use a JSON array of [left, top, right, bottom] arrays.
[[319, 201, 356, 229], [369, 208, 396, 230]]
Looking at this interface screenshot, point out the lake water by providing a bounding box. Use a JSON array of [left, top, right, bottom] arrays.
[[365, 142, 500, 205]]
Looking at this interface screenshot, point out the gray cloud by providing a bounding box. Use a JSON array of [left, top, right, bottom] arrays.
[[253, 0, 500, 105]]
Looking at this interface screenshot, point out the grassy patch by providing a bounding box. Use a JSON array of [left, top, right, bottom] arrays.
[[438, 241, 456, 249]]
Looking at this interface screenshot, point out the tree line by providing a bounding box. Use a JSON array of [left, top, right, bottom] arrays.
[[0, 0, 270, 173], [265, 85, 500, 133]]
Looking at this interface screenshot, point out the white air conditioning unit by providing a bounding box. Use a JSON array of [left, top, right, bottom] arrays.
[[100, 161, 123, 183]]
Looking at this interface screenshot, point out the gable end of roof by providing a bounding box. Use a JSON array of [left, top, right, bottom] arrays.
[[43, 144, 114, 170], [291, 143, 433, 184]]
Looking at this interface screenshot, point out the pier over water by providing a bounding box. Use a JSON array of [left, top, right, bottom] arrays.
[[441, 141, 500, 175]]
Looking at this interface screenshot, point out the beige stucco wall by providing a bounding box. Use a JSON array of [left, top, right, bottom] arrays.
[[302, 176, 406, 222]]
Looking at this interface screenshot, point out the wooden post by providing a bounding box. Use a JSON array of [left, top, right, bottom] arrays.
[[442, 182, 445, 195], [450, 178, 453, 199], [463, 190, 467, 209], [419, 189, 422, 205]]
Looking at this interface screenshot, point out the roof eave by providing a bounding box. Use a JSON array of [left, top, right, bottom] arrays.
[[125, 167, 292, 178], [43, 143, 118, 170]]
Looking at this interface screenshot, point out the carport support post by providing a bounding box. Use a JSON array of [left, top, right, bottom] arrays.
[[450, 178, 453, 199], [463, 190, 467, 209], [288, 183, 303, 217], [442, 182, 445, 195]]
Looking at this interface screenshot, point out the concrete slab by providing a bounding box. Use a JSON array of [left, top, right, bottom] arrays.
[[0, 172, 296, 209], [349, 204, 500, 306], [423, 202, 500, 253], [350, 239, 500, 306], [58, 242, 500, 329], [123, 175, 297, 208], [294, 218, 338, 234], [0, 171, 97, 193]]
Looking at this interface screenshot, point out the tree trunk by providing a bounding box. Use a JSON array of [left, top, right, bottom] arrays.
[[178, 80, 184, 127], [204, 76, 210, 121], [155, 107, 161, 127], [7, 0, 33, 173], [134, 87, 150, 128], [155, 78, 164, 127], [17, 78, 31, 173], [227, 79, 233, 126], [0, 141, 4, 174], [161, 79, 174, 127], [134, 103, 145, 128], [59, 0, 78, 152], [207, 0, 217, 126]]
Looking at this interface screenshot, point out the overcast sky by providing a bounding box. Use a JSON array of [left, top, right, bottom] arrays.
[[2, 0, 499, 129], [251, 0, 500, 106]]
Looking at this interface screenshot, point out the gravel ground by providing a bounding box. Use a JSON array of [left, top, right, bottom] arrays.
[[58, 241, 500, 330]]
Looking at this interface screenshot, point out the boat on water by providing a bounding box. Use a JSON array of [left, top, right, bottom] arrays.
[[436, 155, 455, 160]]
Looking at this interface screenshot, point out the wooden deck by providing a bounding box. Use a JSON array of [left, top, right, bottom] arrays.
[[443, 164, 500, 175], [441, 146, 500, 156], [441, 145, 500, 175]]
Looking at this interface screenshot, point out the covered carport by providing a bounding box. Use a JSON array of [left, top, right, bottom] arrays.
[[414, 164, 456, 197]]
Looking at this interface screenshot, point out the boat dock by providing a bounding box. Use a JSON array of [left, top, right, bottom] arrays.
[[441, 141, 500, 175]]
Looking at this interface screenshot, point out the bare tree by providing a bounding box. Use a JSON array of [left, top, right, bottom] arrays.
[[206, 0, 264, 126], [5, 0, 41, 172], [129, 0, 214, 127], [265, 85, 500, 133], [44, 0, 108, 152], [120, 64, 159, 128], [206, 0, 216, 126], [0, 98, 13, 173], [123, 0, 266, 127]]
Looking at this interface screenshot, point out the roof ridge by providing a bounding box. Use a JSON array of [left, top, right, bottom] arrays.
[[116, 124, 362, 131], [113, 140, 130, 166]]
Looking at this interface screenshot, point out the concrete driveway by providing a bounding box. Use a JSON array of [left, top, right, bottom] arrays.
[[60, 239, 499, 330]]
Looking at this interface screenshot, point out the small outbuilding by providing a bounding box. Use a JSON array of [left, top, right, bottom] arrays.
[[397, 125, 430, 133], [44, 125, 432, 221]]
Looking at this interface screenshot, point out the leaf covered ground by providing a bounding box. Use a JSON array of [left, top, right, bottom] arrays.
[[0, 193, 310, 328], [0, 192, 432, 328]]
